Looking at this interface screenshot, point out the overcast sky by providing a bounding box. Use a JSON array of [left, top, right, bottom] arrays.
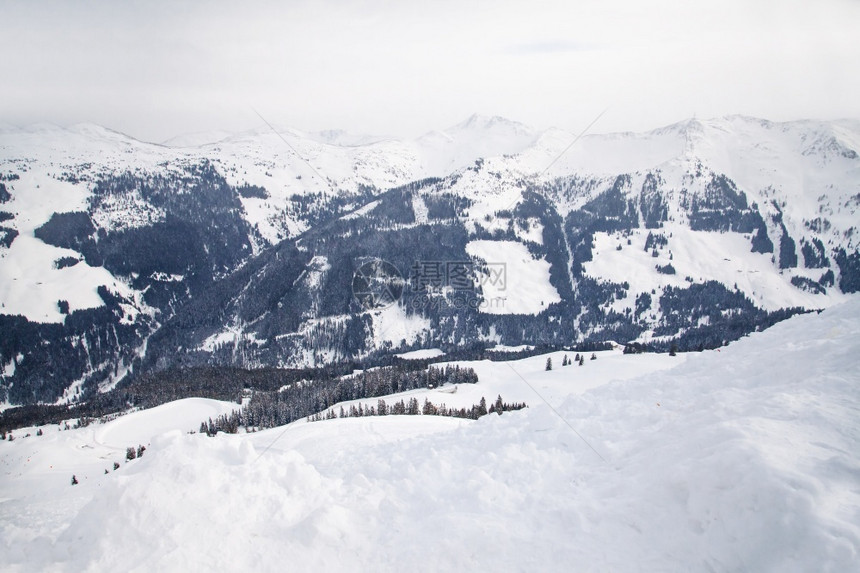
[[1, 0, 858, 142]]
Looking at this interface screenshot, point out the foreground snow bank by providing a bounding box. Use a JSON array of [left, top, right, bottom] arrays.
[[1, 301, 859, 571]]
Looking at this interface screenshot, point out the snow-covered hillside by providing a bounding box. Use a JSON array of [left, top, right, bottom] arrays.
[[2, 300, 858, 571], [2, 115, 857, 324], [0, 115, 542, 246], [1, 114, 859, 405]]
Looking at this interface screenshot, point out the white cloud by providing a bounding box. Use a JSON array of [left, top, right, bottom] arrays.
[[1, 0, 858, 141]]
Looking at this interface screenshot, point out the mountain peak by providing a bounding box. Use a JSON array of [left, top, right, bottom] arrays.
[[449, 114, 535, 136]]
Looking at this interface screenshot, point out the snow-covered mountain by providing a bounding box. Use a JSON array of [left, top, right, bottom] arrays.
[[0, 115, 858, 405], [2, 298, 858, 570]]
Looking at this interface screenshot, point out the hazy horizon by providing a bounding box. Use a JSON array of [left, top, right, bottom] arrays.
[[2, 0, 858, 143], [4, 111, 860, 148]]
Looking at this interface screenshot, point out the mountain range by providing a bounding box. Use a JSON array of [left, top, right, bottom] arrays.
[[1, 114, 858, 405]]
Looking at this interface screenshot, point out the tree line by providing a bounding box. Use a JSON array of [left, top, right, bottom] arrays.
[[307, 395, 527, 423], [240, 364, 479, 429]]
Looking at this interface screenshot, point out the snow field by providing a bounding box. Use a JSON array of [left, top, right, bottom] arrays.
[[2, 301, 858, 570], [370, 304, 432, 347], [0, 173, 134, 322], [465, 239, 561, 315], [585, 225, 849, 314], [394, 348, 444, 360], [93, 398, 242, 449]]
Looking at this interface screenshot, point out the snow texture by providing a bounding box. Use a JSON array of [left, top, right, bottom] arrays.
[[466, 239, 561, 314], [394, 348, 444, 360], [2, 301, 859, 571]]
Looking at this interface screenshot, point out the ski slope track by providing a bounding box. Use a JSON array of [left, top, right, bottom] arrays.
[[1, 301, 858, 571]]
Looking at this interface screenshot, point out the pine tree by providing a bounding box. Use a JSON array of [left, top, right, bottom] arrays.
[[545, 357, 553, 371], [126, 446, 136, 461], [407, 397, 420, 415], [579, 356, 584, 366]]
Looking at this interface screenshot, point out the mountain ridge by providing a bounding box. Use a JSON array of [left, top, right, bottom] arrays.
[[0, 114, 858, 405]]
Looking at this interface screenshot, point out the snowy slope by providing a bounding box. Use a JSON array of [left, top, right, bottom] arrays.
[[2, 115, 857, 322], [416, 114, 539, 176], [540, 116, 860, 250], [2, 301, 858, 571], [0, 116, 542, 247], [1, 114, 858, 403], [586, 224, 851, 313], [0, 171, 138, 321], [465, 239, 561, 314], [445, 116, 860, 317], [0, 398, 239, 535], [0, 117, 531, 321]]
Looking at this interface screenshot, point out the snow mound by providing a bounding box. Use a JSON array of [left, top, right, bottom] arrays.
[[94, 398, 241, 448]]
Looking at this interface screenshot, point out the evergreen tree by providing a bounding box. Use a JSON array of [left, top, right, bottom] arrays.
[[406, 397, 420, 415], [126, 446, 136, 461], [545, 357, 553, 371]]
